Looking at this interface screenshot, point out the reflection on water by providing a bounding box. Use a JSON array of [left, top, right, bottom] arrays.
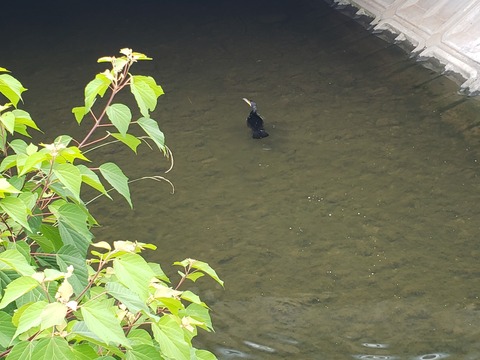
[[4, 0, 480, 358]]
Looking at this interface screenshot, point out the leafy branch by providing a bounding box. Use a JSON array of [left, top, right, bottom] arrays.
[[0, 50, 223, 360]]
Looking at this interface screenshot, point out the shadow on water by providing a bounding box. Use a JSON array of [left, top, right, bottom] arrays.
[[4, 0, 480, 358]]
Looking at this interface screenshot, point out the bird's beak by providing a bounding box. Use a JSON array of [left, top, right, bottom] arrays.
[[242, 98, 251, 107]]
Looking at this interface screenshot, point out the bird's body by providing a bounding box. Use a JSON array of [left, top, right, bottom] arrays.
[[243, 98, 269, 139]]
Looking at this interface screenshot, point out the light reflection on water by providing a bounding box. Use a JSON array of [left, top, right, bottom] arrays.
[[4, 0, 480, 358]]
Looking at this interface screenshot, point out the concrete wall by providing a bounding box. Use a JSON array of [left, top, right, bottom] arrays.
[[332, 0, 480, 94]]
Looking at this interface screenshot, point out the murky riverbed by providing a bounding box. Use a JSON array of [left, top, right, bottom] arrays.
[[4, 0, 480, 358]]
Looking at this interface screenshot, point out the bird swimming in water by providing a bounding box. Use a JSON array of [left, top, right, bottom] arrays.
[[243, 98, 269, 139]]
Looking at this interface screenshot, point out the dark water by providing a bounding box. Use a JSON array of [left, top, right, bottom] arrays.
[[4, 0, 480, 358]]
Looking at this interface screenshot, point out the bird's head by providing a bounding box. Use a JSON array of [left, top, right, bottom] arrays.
[[242, 98, 258, 112]]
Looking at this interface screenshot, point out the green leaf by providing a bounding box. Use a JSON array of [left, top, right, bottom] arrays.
[[57, 146, 89, 163], [149, 263, 170, 283], [40, 302, 67, 331], [0, 249, 35, 276], [0, 277, 40, 310], [0, 311, 16, 348], [0, 73, 27, 107], [28, 224, 63, 253], [84, 73, 111, 112], [152, 315, 190, 360], [80, 299, 130, 348], [53, 163, 82, 201], [19, 151, 48, 176], [110, 133, 141, 153], [32, 337, 73, 360], [50, 202, 93, 258], [1, 111, 15, 134], [57, 245, 89, 297], [70, 321, 127, 357], [105, 282, 154, 317], [183, 303, 213, 331], [137, 117, 165, 153], [12, 301, 46, 339], [0, 177, 21, 197], [180, 290, 207, 308], [76, 165, 110, 198], [155, 297, 184, 316], [52, 135, 73, 148], [12, 109, 40, 132], [5, 340, 35, 360], [106, 103, 132, 136], [127, 329, 154, 346], [185, 272, 205, 282], [0, 196, 31, 231], [71, 344, 99, 360], [72, 106, 88, 124], [195, 349, 218, 360], [112, 253, 156, 301], [99, 162, 132, 208], [130, 75, 163, 118], [9, 139, 28, 154], [126, 344, 163, 360], [174, 259, 224, 287]]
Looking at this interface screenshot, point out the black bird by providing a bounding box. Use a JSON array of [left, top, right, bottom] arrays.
[[243, 98, 269, 139]]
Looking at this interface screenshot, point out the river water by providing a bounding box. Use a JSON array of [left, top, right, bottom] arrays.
[[4, 0, 480, 359]]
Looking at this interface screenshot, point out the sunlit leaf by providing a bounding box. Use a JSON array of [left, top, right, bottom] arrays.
[[57, 245, 89, 297], [126, 344, 163, 360], [77, 165, 110, 198], [32, 336, 73, 360], [137, 117, 165, 153], [0, 111, 15, 134], [0, 311, 16, 348], [12, 301, 45, 339], [72, 106, 88, 124], [195, 349, 218, 360], [0, 73, 27, 107], [58, 146, 89, 163], [5, 339, 36, 360], [127, 329, 153, 346], [40, 302, 67, 331], [113, 253, 156, 301], [185, 272, 205, 283], [80, 299, 130, 348], [106, 103, 131, 136], [50, 202, 93, 258], [99, 162, 132, 208], [52, 135, 73, 148], [130, 76, 163, 118], [182, 303, 213, 331], [19, 151, 48, 176], [105, 282, 155, 317], [0, 196, 31, 231], [180, 290, 207, 308], [29, 224, 63, 253], [97, 56, 114, 63], [0, 177, 20, 198], [174, 259, 223, 287], [71, 343, 98, 360], [110, 132, 141, 153], [152, 315, 190, 360], [84, 73, 111, 112], [0, 276, 40, 310], [12, 109, 40, 131], [9, 138, 28, 154], [70, 321, 127, 357], [0, 249, 36, 276], [53, 163, 82, 201]]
